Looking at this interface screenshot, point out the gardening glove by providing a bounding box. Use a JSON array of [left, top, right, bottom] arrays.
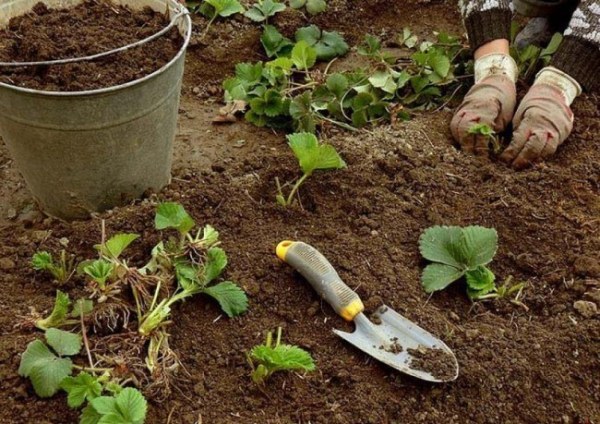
[[501, 66, 581, 169], [451, 53, 518, 156]]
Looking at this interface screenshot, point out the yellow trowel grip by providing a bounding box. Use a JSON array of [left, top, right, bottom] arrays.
[[276, 241, 364, 321]]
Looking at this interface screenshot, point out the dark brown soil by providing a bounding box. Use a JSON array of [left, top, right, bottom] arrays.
[[408, 346, 456, 381], [1, 1, 599, 423], [0, 1, 183, 91]]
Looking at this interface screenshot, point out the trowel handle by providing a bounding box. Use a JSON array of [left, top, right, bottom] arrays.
[[276, 241, 364, 321]]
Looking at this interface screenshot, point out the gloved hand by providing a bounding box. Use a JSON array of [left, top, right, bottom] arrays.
[[450, 75, 517, 155], [501, 67, 579, 169]]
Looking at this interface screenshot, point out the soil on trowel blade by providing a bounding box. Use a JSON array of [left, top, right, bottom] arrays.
[[408, 346, 456, 381], [0, 1, 183, 91]]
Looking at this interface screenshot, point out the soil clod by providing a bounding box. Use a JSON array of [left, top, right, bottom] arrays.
[[407, 346, 456, 381]]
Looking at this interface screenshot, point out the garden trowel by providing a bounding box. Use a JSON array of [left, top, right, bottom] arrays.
[[276, 241, 459, 383]]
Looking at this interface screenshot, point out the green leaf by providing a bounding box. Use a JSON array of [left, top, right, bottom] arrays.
[[421, 263, 465, 293], [289, 92, 316, 133], [18, 340, 73, 398], [71, 298, 94, 318], [235, 62, 264, 85], [468, 123, 495, 137], [201, 225, 220, 246], [465, 265, 496, 291], [205, 0, 244, 16], [290, 0, 305, 7], [460, 226, 498, 268], [291, 40, 317, 70], [175, 260, 199, 291], [81, 404, 103, 424], [36, 290, 71, 330], [358, 34, 381, 57], [32, 251, 54, 271], [295, 26, 348, 61], [95, 234, 139, 259], [368, 70, 397, 94], [266, 57, 295, 73], [84, 260, 114, 286], [90, 388, 147, 424], [245, 0, 286, 22], [326, 73, 348, 98], [204, 247, 228, 284], [155, 202, 195, 235], [60, 372, 102, 408], [203, 281, 248, 317], [250, 343, 315, 378], [287, 132, 346, 174], [305, 0, 326, 14], [46, 328, 82, 357], [418, 226, 466, 268], [429, 54, 450, 78], [261, 25, 294, 58]]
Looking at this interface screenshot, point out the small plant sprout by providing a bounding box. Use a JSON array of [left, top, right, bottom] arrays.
[[419, 226, 499, 300], [32, 250, 75, 285], [276, 132, 346, 206], [248, 327, 316, 385], [468, 123, 501, 154], [244, 0, 286, 23], [475, 276, 529, 310], [35, 290, 73, 330]]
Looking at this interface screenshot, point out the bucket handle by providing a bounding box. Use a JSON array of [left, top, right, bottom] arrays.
[[0, 7, 189, 67]]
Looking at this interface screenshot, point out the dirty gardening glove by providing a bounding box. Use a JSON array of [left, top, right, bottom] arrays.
[[501, 66, 581, 169], [451, 54, 518, 155]]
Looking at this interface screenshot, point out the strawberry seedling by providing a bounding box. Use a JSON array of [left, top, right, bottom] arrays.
[[468, 123, 501, 154], [193, 0, 245, 38], [276, 132, 346, 206], [248, 327, 316, 384], [32, 250, 75, 285], [290, 0, 327, 15], [244, 0, 286, 23], [419, 226, 499, 300]]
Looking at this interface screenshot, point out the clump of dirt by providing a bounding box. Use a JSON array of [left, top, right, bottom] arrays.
[[407, 346, 456, 381], [0, 0, 183, 91], [384, 337, 403, 354]]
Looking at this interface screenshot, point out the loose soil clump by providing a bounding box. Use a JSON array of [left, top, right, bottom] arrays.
[[0, 0, 183, 91], [408, 346, 456, 381]]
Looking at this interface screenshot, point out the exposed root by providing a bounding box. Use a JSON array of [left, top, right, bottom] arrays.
[[92, 300, 132, 334]]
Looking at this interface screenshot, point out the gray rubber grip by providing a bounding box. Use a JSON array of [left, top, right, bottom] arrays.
[[284, 242, 364, 320]]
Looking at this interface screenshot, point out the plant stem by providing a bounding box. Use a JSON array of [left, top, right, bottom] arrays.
[[80, 303, 95, 369], [200, 15, 217, 40], [73, 365, 113, 373], [286, 172, 311, 206]]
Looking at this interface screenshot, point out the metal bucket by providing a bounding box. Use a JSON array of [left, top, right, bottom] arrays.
[[0, 0, 192, 220]]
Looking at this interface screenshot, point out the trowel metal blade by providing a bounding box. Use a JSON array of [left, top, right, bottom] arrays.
[[333, 305, 459, 383]]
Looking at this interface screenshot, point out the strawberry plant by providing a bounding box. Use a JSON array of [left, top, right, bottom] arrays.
[[245, 0, 286, 23], [20, 327, 148, 423], [19, 202, 247, 405], [510, 22, 563, 81], [32, 250, 75, 285], [290, 0, 327, 15], [418, 226, 499, 300], [248, 327, 315, 384], [468, 123, 501, 154], [276, 132, 346, 206], [222, 29, 471, 133], [188, 0, 245, 38]]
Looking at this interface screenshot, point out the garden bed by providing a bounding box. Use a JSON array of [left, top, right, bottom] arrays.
[[0, 1, 599, 423]]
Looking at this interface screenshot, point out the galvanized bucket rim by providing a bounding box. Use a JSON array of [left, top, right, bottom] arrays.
[[0, 0, 192, 98]]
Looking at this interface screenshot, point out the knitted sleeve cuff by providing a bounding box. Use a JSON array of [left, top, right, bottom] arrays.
[[464, 9, 513, 52], [550, 36, 600, 92]]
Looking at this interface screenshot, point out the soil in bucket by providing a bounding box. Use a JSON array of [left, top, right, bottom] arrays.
[[0, 0, 184, 91]]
